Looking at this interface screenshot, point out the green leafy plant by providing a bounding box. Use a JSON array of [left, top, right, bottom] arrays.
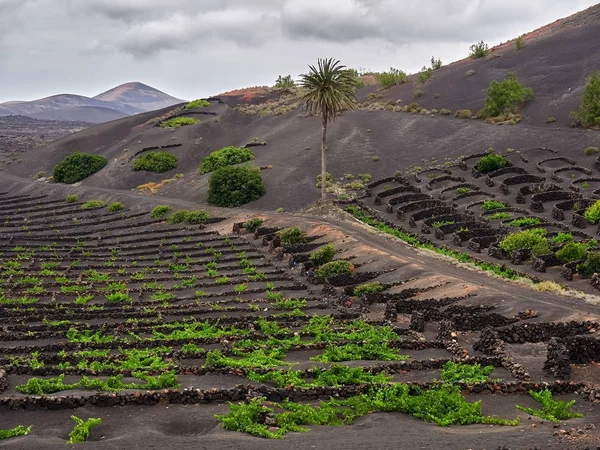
[[481, 200, 506, 211], [151, 205, 172, 219], [488, 212, 512, 220], [168, 210, 211, 225], [0, 425, 32, 440], [312, 342, 406, 362], [160, 117, 199, 128], [552, 232, 573, 244], [576, 252, 600, 277], [309, 244, 335, 266], [278, 227, 308, 247], [208, 164, 265, 207], [273, 298, 307, 310], [483, 72, 533, 118], [274, 74, 295, 88], [53, 152, 107, 184], [469, 40, 489, 58], [81, 200, 105, 210], [199, 146, 255, 174], [515, 35, 525, 50], [243, 218, 264, 232], [499, 229, 550, 257], [475, 154, 508, 173], [441, 362, 495, 383], [315, 260, 354, 280], [584, 200, 600, 224], [556, 242, 588, 263], [571, 71, 600, 127], [432, 220, 455, 229], [185, 99, 211, 109], [506, 217, 543, 227], [584, 146, 600, 155], [353, 281, 384, 297], [107, 202, 124, 212], [456, 187, 470, 194], [516, 389, 583, 422], [248, 365, 392, 388], [65, 194, 78, 203], [67, 416, 102, 444], [133, 152, 177, 173], [377, 67, 408, 88]]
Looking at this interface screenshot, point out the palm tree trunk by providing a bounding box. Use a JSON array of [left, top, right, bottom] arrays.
[[321, 115, 327, 201]]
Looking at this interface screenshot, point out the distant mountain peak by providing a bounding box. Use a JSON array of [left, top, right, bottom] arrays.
[[93, 82, 185, 114]]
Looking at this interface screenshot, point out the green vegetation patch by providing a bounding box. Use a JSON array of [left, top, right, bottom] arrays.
[[185, 99, 211, 109], [208, 164, 265, 207], [133, 152, 178, 173], [81, 200, 105, 210], [151, 205, 172, 219], [216, 384, 518, 439], [309, 244, 336, 267], [483, 72, 533, 118], [243, 218, 264, 232], [53, 152, 107, 184], [481, 200, 506, 211], [315, 260, 354, 280], [506, 217, 543, 227], [488, 212, 512, 220], [353, 281, 384, 297], [571, 71, 600, 128], [107, 202, 124, 212], [499, 229, 550, 257], [199, 146, 255, 174], [312, 342, 407, 362], [168, 209, 211, 225], [67, 416, 102, 444], [277, 227, 308, 247], [0, 425, 32, 440], [556, 242, 589, 263], [441, 362, 495, 383], [475, 154, 508, 173], [377, 67, 407, 88], [576, 252, 600, 277], [516, 389, 583, 423], [160, 117, 199, 128], [584, 200, 600, 224]]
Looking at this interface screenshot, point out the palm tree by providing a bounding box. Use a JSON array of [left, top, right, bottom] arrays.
[[300, 58, 358, 200]]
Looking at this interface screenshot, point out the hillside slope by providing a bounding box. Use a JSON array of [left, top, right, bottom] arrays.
[[94, 82, 185, 115]]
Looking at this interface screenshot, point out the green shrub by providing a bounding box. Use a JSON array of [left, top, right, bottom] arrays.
[[243, 218, 264, 232], [418, 67, 433, 84], [507, 217, 543, 227], [0, 425, 32, 440], [469, 41, 489, 58], [488, 212, 512, 220], [151, 205, 172, 219], [377, 68, 407, 88], [65, 194, 78, 203], [475, 154, 508, 173], [552, 232, 573, 244], [441, 362, 495, 383], [53, 152, 107, 184], [456, 187, 470, 194], [316, 260, 354, 280], [208, 164, 265, 207], [107, 202, 124, 212], [316, 172, 333, 188], [516, 389, 583, 423], [278, 227, 308, 247], [274, 75, 295, 88], [199, 146, 255, 174], [546, 116, 556, 123], [353, 281, 384, 297], [584, 200, 600, 224], [168, 210, 211, 225], [455, 109, 472, 119], [481, 200, 506, 211], [439, 108, 452, 115], [483, 72, 533, 118], [185, 99, 211, 109], [67, 416, 102, 444], [515, 35, 525, 50], [576, 252, 600, 277], [499, 229, 550, 257], [584, 146, 600, 155], [310, 244, 336, 267], [160, 117, 199, 128], [81, 200, 105, 210], [571, 71, 600, 127], [132, 152, 177, 173], [556, 242, 588, 263]]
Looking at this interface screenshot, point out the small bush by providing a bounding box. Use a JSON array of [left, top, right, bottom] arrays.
[[151, 205, 172, 219], [552, 232, 573, 244], [316, 172, 333, 188], [185, 99, 211, 109], [353, 281, 384, 297], [455, 109, 472, 119], [0, 425, 32, 440], [81, 200, 105, 210], [516, 389, 583, 423], [584, 146, 600, 155], [310, 244, 336, 267], [481, 200, 506, 211], [507, 217, 543, 227], [584, 200, 600, 224], [439, 108, 452, 115], [346, 181, 365, 190], [199, 146, 255, 174], [243, 218, 264, 233], [577, 252, 600, 277], [475, 154, 508, 173], [208, 164, 265, 207], [571, 71, 600, 128], [160, 117, 199, 128], [377, 67, 408, 88], [53, 152, 107, 184], [169, 210, 211, 225], [133, 152, 177, 173], [546, 116, 556, 123], [278, 227, 308, 247], [556, 242, 588, 263], [456, 187, 470, 194], [66, 194, 78, 203], [499, 229, 550, 257], [515, 36, 525, 50], [316, 260, 354, 280], [414, 89, 424, 98], [469, 41, 489, 58], [67, 416, 102, 444], [488, 212, 512, 220], [107, 202, 124, 212], [483, 72, 533, 118], [274, 75, 295, 88]]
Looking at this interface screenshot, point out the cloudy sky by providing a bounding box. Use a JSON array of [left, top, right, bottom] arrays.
[[0, 0, 597, 102]]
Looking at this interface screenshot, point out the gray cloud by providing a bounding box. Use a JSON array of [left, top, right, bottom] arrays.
[[0, 0, 597, 102]]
